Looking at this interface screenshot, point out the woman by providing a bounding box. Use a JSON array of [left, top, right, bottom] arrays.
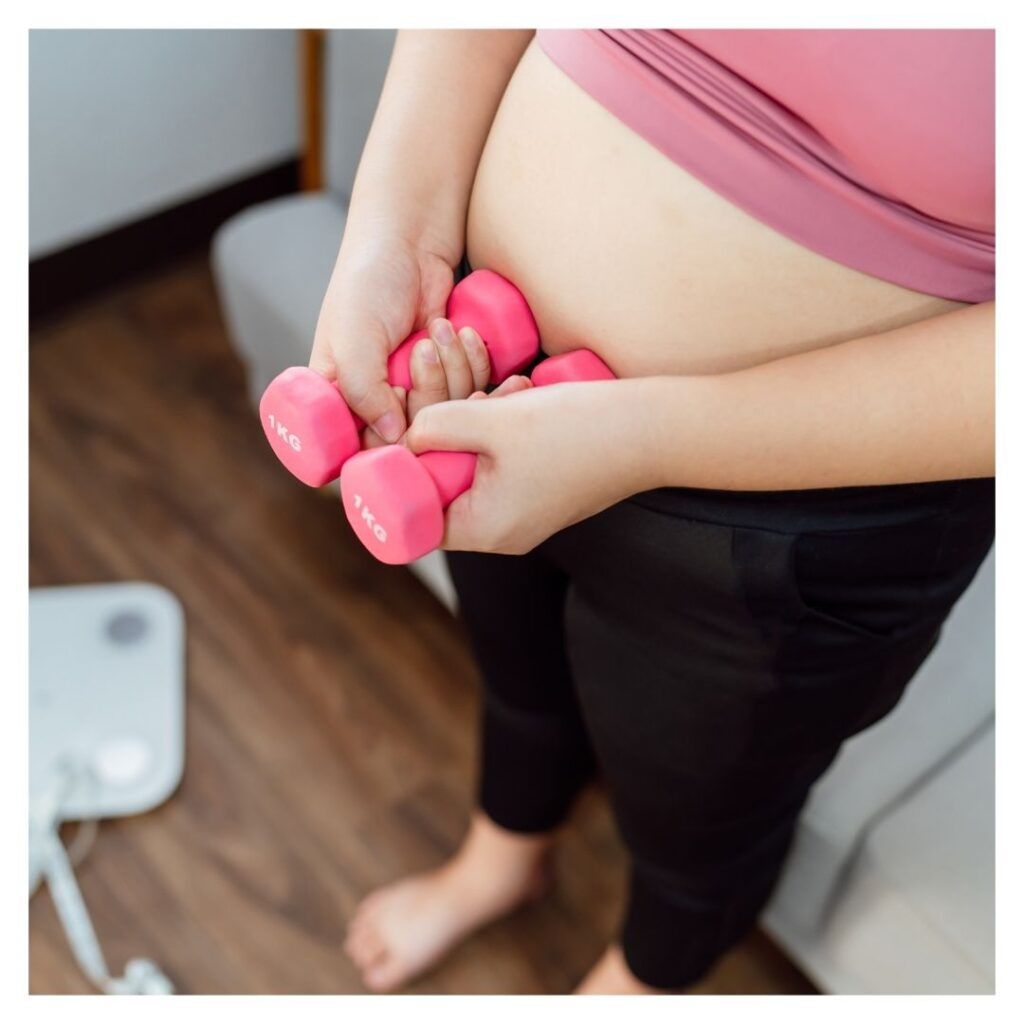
[[320, 30, 995, 993]]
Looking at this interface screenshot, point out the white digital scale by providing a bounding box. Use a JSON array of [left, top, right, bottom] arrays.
[[29, 582, 186, 994]]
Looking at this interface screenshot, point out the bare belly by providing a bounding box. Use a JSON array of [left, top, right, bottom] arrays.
[[466, 41, 961, 377]]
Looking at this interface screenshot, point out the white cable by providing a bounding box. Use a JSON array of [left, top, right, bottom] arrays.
[[29, 760, 175, 995], [65, 818, 98, 868]]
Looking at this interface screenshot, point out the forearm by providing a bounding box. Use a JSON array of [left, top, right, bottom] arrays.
[[630, 302, 994, 491], [344, 29, 533, 260], [401, 302, 992, 554]]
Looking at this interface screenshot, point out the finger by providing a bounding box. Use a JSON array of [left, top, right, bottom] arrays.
[[405, 399, 494, 456], [489, 375, 533, 398], [458, 327, 492, 392], [308, 337, 339, 381], [407, 338, 450, 421], [430, 318, 474, 400], [440, 485, 489, 553], [319, 318, 406, 444], [363, 387, 407, 449], [467, 375, 531, 402]]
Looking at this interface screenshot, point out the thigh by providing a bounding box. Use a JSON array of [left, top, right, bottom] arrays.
[[445, 548, 576, 715], [447, 547, 599, 830]]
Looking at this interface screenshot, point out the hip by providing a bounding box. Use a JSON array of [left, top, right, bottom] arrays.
[[543, 477, 994, 661]]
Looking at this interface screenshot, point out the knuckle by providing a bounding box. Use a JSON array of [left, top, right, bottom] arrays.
[[468, 345, 490, 372], [419, 352, 444, 376], [422, 376, 450, 398], [416, 404, 440, 430], [439, 349, 468, 376], [308, 351, 335, 378]]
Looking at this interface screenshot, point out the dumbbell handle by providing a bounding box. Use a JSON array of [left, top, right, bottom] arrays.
[[387, 269, 536, 391], [363, 277, 531, 420], [384, 329, 434, 395], [259, 269, 539, 488], [416, 349, 616, 511]]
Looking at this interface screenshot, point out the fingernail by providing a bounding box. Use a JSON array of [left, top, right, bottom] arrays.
[[417, 338, 439, 364], [372, 410, 402, 443], [431, 319, 456, 347], [459, 326, 483, 351]]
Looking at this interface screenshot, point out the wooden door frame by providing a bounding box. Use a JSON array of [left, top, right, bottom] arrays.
[[300, 29, 325, 191]]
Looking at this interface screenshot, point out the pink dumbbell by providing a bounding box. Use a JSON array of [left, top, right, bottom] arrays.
[[339, 349, 616, 564], [259, 269, 540, 487]]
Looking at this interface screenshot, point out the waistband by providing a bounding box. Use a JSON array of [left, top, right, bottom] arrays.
[[456, 260, 993, 533], [628, 477, 994, 533]]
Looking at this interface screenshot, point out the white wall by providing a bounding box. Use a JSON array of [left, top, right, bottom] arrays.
[[29, 30, 300, 258], [324, 30, 395, 200]]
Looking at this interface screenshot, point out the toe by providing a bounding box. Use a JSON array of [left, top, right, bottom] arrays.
[[347, 940, 376, 972], [343, 915, 367, 950], [363, 956, 407, 994], [347, 895, 382, 936], [358, 888, 388, 915], [356, 928, 388, 968], [344, 920, 385, 970]]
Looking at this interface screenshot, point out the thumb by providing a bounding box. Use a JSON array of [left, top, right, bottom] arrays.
[[319, 326, 407, 445], [362, 386, 408, 449], [405, 398, 495, 456], [345, 370, 407, 445]]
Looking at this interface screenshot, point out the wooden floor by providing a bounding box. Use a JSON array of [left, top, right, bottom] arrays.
[[28, 256, 816, 995]]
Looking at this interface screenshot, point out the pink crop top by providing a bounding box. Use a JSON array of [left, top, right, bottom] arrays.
[[537, 30, 994, 303]]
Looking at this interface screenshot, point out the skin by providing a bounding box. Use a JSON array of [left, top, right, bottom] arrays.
[[410, 301, 994, 556], [314, 31, 995, 993], [467, 41, 965, 379], [310, 30, 534, 443]]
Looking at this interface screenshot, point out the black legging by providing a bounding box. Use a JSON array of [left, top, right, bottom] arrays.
[[446, 476, 993, 989]]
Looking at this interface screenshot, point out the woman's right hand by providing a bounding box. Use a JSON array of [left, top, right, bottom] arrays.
[[309, 233, 492, 445], [307, 29, 534, 445]]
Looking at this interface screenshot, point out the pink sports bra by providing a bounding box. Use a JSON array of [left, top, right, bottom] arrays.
[[537, 30, 994, 303]]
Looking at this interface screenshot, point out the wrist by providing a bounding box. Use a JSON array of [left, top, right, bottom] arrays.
[[626, 378, 676, 492], [589, 378, 679, 497], [341, 193, 465, 269], [614, 375, 721, 492]]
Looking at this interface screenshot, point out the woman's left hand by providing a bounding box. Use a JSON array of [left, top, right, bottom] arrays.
[[404, 378, 664, 555]]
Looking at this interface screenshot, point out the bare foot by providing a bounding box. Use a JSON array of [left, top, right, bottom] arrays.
[[344, 812, 553, 992], [576, 945, 665, 995]]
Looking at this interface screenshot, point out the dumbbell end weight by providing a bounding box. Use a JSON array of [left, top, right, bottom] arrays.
[[448, 269, 540, 382], [386, 270, 540, 391], [340, 447, 475, 565], [341, 349, 616, 565], [261, 271, 538, 485], [259, 367, 361, 487], [530, 348, 615, 386]]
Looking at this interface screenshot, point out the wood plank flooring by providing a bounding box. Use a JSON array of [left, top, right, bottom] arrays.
[[28, 256, 816, 995]]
